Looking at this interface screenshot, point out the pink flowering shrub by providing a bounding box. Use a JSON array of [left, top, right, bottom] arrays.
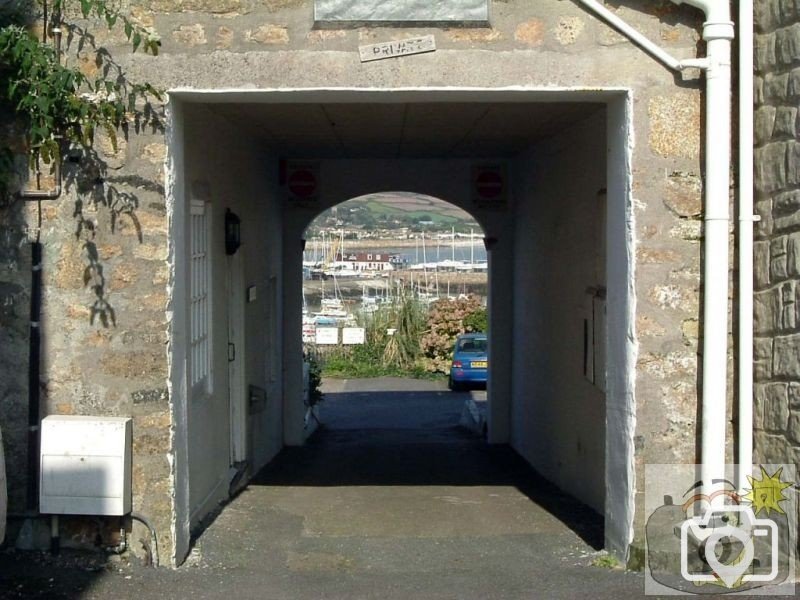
[[420, 295, 486, 373]]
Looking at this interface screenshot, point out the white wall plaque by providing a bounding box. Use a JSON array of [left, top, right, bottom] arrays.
[[315, 0, 489, 24], [359, 35, 436, 63]]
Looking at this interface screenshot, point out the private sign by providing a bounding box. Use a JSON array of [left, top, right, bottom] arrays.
[[359, 35, 436, 63]]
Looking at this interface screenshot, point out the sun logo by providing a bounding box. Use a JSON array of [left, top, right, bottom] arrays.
[[741, 466, 793, 516]]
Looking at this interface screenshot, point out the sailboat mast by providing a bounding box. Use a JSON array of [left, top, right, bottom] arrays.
[[470, 228, 474, 266]]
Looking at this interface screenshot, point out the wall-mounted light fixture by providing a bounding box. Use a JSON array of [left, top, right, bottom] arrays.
[[225, 209, 241, 255]]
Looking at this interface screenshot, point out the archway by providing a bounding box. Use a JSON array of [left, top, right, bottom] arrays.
[[300, 192, 491, 435], [168, 89, 635, 563]]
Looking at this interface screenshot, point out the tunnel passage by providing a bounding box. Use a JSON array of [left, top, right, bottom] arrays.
[[168, 89, 634, 562]]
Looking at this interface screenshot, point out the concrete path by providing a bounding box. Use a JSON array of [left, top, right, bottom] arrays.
[[0, 377, 667, 599]]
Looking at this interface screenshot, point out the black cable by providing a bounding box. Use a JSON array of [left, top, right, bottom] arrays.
[[131, 512, 159, 568]]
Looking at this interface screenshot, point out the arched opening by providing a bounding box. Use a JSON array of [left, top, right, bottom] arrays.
[[300, 192, 491, 441]]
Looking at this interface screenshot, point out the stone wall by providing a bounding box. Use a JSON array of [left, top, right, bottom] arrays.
[[753, 0, 800, 505], [0, 110, 172, 553], [0, 0, 716, 563]]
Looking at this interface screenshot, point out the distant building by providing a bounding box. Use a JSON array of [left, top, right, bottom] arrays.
[[336, 252, 404, 272]]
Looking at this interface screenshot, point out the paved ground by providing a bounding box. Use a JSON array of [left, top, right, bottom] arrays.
[[1, 377, 679, 599]]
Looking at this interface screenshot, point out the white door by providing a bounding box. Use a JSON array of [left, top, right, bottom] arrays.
[[227, 252, 247, 465]]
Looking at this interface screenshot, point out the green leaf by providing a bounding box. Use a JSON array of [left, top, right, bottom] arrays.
[[80, 0, 91, 18], [132, 32, 141, 53]]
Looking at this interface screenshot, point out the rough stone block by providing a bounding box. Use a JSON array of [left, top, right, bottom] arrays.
[[773, 190, 800, 227], [172, 24, 207, 47], [755, 143, 787, 195], [774, 106, 798, 138], [789, 382, 800, 410], [131, 388, 169, 406], [216, 26, 234, 50], [755, 287, 782, 334], [778, 0, 797, 21], [756, 199, 774, 237], [755, 337, 774, 380], [664, 171, 701, 217], [648, 94, 700, 159], [754, 432, 790, 465], [775, 23, 800, 65], [755, 383, 789, 431], [787, 232, 800, 277], [137, 0, 243, 13], [773, 333, 800, 378], [764, 72, 790, 103], [755, 75, 765, 105], [755, 32, 777, 73], [142, 143, 167, 164], [788, 66, 800, 99], [514, 19, 545, 47], [782, 282, 796, 330], [755, 0, 783, 33], [306, 29, 347, 44], [680, 319, 698, 343], [755, 106, 777, 145], [246, 24, 289, 45], [554, 16, 585, 46], [786, 141, 800, 186], [770, 235, 789, 281], [445, 28, 502, 43], [755, 241, 771, 288], [789, 413, 800, 444], [669, 220, 703, 241]]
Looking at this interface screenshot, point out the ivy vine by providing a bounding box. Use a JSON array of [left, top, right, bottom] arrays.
[[0, 0, 162, 201]]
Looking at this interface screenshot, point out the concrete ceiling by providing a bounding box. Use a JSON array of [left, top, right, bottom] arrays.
[[209, 102, 604, 159]]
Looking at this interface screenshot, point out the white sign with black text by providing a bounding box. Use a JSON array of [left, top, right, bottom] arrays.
[[342, 327, 366, 345]]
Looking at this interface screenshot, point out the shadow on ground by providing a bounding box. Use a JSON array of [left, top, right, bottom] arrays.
[[251, 389, 604, 551]]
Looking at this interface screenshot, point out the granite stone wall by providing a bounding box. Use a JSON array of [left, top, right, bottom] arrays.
[[0, 0, 719, 563], [753, 0, 800, 537]]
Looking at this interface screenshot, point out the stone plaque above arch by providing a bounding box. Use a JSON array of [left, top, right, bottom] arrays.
[[314, 0, 490, 27]]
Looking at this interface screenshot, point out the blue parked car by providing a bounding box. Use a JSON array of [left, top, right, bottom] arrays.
[[448, 333, 488, 391]]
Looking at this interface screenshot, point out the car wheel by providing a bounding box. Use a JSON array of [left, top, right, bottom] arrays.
[[449, 377, 462, 392]]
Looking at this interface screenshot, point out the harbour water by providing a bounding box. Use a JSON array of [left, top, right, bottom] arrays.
[[303, 241, 488, 267]]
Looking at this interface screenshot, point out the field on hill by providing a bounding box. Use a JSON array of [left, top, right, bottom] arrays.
[[351, 192, 475, 224]]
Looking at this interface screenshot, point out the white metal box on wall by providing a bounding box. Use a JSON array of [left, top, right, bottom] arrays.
[[40, 416, 132, 516]]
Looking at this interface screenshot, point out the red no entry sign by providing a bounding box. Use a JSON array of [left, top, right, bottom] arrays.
[[472, 165, 507, 207], [286, 162, 320, 202], [475, 170, 503, 199], [288, 168, 317, 198]]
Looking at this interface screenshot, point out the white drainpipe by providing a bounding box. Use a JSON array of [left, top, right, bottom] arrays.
[[670, 0, 734, 498], [737, 1, 754, 494], [578, 0, 735, 496]]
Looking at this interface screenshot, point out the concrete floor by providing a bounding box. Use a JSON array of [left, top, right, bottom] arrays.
[[0, 377, 665, 599]]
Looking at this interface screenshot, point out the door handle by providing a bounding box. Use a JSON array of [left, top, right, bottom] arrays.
[[228, 342, 235, 362]]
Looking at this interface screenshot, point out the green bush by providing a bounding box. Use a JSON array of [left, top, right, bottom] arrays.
[[306, 353, 323, 406], [420, 295, 486, 373]]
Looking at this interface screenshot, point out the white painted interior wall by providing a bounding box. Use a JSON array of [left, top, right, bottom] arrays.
[[168, 90, 635, 563], [246, 158, 285, 472], [180, 104, 284, 527], [510, 111, 608, 514]]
